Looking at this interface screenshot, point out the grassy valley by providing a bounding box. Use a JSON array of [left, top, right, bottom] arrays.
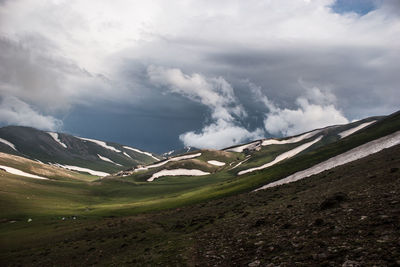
[[0, 112, 399, 266], [1, 139, 399, 266]]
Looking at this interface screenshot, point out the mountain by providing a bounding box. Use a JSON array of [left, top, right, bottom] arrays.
[[0, 126, 160, 176], [111, 115, 384, 183], [0, 111, 399, 265]]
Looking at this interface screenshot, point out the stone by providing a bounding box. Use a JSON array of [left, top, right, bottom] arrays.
[[248, 260, 261, 266]]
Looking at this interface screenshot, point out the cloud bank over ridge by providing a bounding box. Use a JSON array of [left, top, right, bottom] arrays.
[[0, 0, 398, 150], [148, 67, 348, 148], [148, 66, 264, 149]]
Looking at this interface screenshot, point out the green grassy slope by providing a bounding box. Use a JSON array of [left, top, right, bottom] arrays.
[[0, 112, 397, 222], [1, 137, 399, 266]]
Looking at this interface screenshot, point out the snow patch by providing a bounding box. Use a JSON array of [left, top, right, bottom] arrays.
[[123, 152, 132, 159], [147, 168, 210, 182], [163, 150, 175, 157], [229, 157, 251, 170], [47, 132, 67, 148], [97, 154, 122, 166], [123, 146, 159, 161], [338, 120, 376, 139], [207, 160, 226, 166], [0, 138, 17, 151], [0, 165, 48, 180], [262, 129, 321, 146], [76, 137, 121, 153], [170, 153, 202, 161], [255, 130, 400, 191], [133, 152, 202, 172], [226, 141, 260, 153], [239, 136, 322, 175], [53, 163, 110, 177]]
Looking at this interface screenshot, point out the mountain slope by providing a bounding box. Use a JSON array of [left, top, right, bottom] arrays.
[[115, 115, 384, 184], [0, 126, 160, 175], [1, 135, 399, 266], [0, 111, 399, 266], [0, 112, 397, 221]]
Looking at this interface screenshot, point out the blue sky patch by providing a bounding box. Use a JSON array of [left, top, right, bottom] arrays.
[[331, 0, 378, 15]]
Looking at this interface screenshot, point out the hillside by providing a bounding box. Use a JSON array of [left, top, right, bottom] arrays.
[[0, 126, 161, 175], [1, 135, 399, 266], [108, 114, 384, 187], [0, 112, 398, 218], [0, 111, 399, 266]]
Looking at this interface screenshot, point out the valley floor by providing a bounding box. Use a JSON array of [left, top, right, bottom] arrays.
[[1, 145, 399, 266]]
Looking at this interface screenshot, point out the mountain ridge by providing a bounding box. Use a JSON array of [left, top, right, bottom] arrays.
[[0, 125, 161, 175]]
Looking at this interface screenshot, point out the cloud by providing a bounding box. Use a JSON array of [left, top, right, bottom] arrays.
[[0, 0, 399, 149], [1, 0, 398, 119], [255, 85, 349, 136], [148, 66, 263, 148], [179, 119, 264, 149], [380, 0, 400, 16], [264, 99, 349, 136], [0, 36, 134, 113], [148, 65, 246, 120], [0, 96, 62, 131]]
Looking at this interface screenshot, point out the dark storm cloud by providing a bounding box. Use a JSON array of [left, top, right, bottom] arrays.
[[204, 43, 400, 119], [0, 0, 399, 149], [0, 34, 138, 130]]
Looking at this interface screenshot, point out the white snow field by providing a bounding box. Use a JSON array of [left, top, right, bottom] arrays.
[[123, 146, 159, 161], [226, 141, 260, 153], [0, 138, 17, 151], [47, 132, 67, 148], [0, 165, 48, 180], [97, 154, 122, 166], [207, 160, 226, 166], [255, 130, 400, 191], [135, 153, 202, 171], [338, 120, 376, 139], [147, 168, 210, 182], [261, 129, 321, 146], [76, 137, 121, 153], [238, 136, 323, 175], [54, 163, 110, 177]]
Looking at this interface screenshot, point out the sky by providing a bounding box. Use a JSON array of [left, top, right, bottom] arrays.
[[0, 0, 399, 153]]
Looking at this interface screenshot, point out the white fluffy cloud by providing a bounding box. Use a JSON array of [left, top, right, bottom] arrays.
[[259, 85, 349, 136], [264, 98, 349, 136], [0, 96, 62, 131], [148, 65, 246, 121], [179, 119, 264, 149], [148, 66, 263, 148]]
